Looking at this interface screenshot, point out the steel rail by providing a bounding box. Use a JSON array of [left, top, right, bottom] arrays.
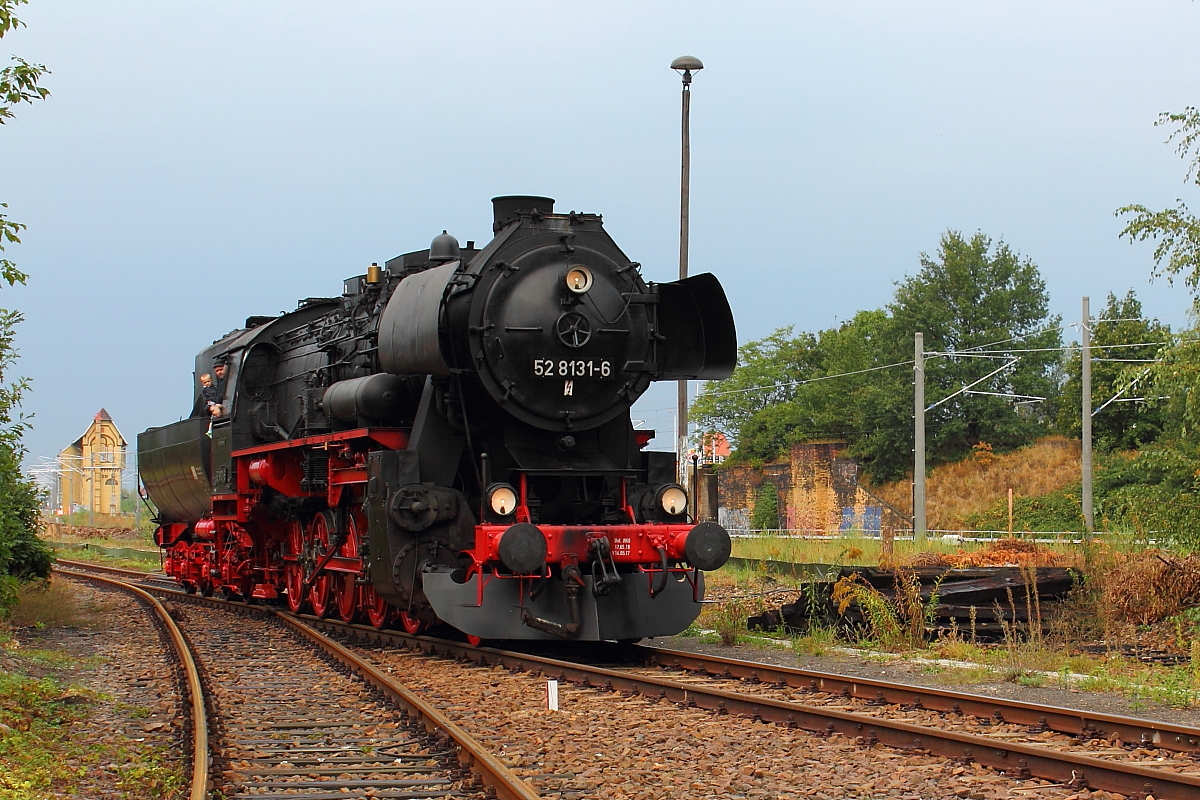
[[54, 558, 162, 576], [56, 564, 540, 800], [65, 555, 1197, 751], [52, 568, 210, 800], [54, 558, 175, 585], [299, 610, 1200, 757], [633, 644, 1200, 754], [278, 612, 541, 800], [305, 621, 1200, 800], [59, 561, 1200, 797]]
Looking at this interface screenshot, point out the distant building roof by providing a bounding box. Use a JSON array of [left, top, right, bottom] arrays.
[[62, 409, 127, 453]]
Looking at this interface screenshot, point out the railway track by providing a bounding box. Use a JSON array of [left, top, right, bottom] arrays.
[[313, 627, 1200, 799], [627, 645, 1200, 754], [54, 566, 539, 800], [58, 559, 1200, 798], [54, 557, 179, 588], [55, 564, 210, 800]]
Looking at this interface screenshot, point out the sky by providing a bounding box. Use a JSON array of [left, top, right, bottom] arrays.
[[3, 1, 1200, 479]]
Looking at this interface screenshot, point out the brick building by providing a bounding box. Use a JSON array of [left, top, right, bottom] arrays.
[[56, 409, 126, 516]]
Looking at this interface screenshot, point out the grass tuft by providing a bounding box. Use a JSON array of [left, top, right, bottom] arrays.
[[6, 580, 118, 631], [791, 625, 838, 657], [699, 595, 766, 647]]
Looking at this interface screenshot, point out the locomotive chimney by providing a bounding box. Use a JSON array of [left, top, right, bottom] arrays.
[[492, 195, 555, 230]]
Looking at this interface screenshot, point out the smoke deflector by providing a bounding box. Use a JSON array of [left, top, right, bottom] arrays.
[[654, 272, 737, 380]]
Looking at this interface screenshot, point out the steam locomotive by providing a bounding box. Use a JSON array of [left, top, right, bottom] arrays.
[[138, 196, 737, 641]]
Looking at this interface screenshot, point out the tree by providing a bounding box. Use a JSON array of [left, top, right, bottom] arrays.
[[691, 310, 895, 463], [1093, 442, 1200, 550], [851, 231, 1063, 482], [1119, 108, 1200, 308], [1095, 106, 1200, 550], [692, 231, 1062, 483], [690, 326, 822, 456], [0, 0, 50, 613], [1056, 291, 1169, 450], [0, 312, 47, 595]]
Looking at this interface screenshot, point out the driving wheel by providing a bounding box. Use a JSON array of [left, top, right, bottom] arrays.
[[308, 511, 335, 619], [363, 585, 391, 630], [284, 518, 307, 613]]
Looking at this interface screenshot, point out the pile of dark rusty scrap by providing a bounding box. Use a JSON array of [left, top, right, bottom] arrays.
[[748, 565, 1077, 640]]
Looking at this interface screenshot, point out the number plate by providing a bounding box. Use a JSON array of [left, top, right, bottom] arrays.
[[532, 358, 612, 379]]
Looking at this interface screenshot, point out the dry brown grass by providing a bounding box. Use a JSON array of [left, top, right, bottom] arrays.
[[8, 578, 116, 629], [869, 437, 1080, 531], [42, 521, 139, 540], [900, 538, 1069, 568], [1093, 547, 1200, 626]]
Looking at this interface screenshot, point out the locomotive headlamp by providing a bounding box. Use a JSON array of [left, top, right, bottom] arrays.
[[564, 265, 593, 294], [656, 484, 688, 516], [486, 483, 518, 517]]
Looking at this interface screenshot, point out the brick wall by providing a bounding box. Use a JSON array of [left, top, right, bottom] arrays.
[[716, 441, 911, 534]]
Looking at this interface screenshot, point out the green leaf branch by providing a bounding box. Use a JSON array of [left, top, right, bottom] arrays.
[[1119, 108, 1200, 304]]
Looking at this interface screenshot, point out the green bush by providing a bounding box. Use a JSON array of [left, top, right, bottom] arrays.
[[0, 311, 50, 616], [1094, 445, 1200, 548], [750, 482, 780, 530], [963, 485, 1086, 533], [959, 444, 1200, 547]]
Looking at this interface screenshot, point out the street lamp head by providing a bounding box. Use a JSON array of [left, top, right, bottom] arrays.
[[671, 55, 704, 72], [671, 55, 703, 85]]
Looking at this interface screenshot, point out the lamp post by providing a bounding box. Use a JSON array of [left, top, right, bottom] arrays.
[[689, 451, 701, 520], [1081, 296, 1093, 533], [671, 54, 703, 484], [133, 452, 140, 531]]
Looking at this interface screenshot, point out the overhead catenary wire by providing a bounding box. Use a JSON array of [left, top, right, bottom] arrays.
[[925, 358, 1020, 411], [951, 316, 1176, 355], [695, 305, 1175, 405], [692, 332, 1172, 404], [686, 320, 1182, 448], [962, 389, 1046, 401], [1091, 367, 1154, 417], [696, 342, 1167, 400], [936, 341, 1169, 356], [698, 359, 914, 398], [697, 329, 1070, 402], [952, 322, 1066, 353]]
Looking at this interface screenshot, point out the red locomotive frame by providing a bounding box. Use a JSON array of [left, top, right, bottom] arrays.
[[156, 426, 700, 634]]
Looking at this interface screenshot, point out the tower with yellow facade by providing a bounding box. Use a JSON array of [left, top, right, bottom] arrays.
[[57, 409, 127, 516]]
